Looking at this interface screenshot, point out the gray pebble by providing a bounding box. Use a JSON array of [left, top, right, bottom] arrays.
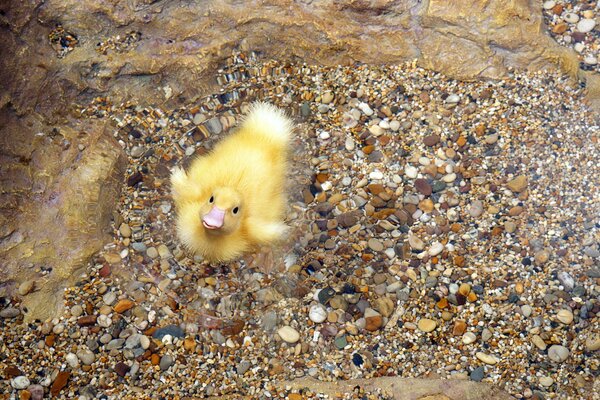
[[470, 366, 484, 382], [0, 307, 20, 318], [237, 360, 251, 375], [11, 376, 30, 389], [548, 345, 570, 362], [76, 349, 96, 365], [160, 354, 173, 371]]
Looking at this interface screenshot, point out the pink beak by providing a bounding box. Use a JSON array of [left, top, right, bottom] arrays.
[[202, 206, 225, 230]]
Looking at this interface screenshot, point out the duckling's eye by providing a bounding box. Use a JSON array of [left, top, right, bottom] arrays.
[[232, 207, 239, 215], [209, 196, 214, 203]]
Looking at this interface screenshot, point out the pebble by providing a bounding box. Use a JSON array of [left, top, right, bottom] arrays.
[[548, 345, 569, 362], [130, 146, 145, 158], [367, 238, 384, 252], [277, 326, 300, 343], [476, 352, 499, 365], [417, 318, 437, 332], [462, 332, 477, 344], [542, 1, 555, 10], [427, 242, 444, 256], [160, 354, 174, 370], [18, 280, 35, 296], [540, 376, 554, 387], [65, 352, 79, 368], [308, 304, 327, 323], [153, 325, 185, 339], [408, 234, 425, 251], [585, 336, 600, 352], [77, 349, 96, 365], [11, 376, 30, 389], [564, 12, 579, 24], [0, 307, 20, 318], [576, 19, 596, 33], [470, 366, 484, 382], [521, 304, 532, 317], [531, 335, 547, 351], [556, 309, 573, 325], [507, 175, 527, 192]]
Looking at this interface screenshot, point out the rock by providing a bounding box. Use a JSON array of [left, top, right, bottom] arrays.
[[18, 280, 35, 296], [476, 352, 499, 365], [556, 309, 573, 325], [414, 179, 432, 195], [11, 376, 31, 389], [65, 352, 79, 368], [76, 349, 95, 365], [365, 308, 383, 332], [417, 318, 437, 332], [113, 299, 135, 313], [557, 271, 574, 291], [160, 354, 174, 370], [531, 335, 547, 351], [548, 345, 569, 362], [308, 304, 327, 323], [423, 134, 440, 147], [373, 297, 395, 318], [506, 175, 527, 193], [452, 320, 467, 336], [205, 117, 222, 134], [585, 336, 600, 352], [408, 234, 425, 251], [119, 223, 132, 238], [50, 371, 70, 397], [115, 362, 130, 377], [470, 366, 484, 382], [540, 376, 554, 387], [27, 385, 44, 400], [428, 242, 444, 257], [277, 326, 300, 343], [368, 238, 384, 252], [462, 332, 477, 344], [577, 19, 596, 33], [468, 200, 484, 217], [0, 307, 21, 318], [153, 325, 185, 339]]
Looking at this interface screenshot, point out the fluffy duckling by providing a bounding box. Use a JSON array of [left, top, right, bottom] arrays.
[[171, 102, 292, 262]]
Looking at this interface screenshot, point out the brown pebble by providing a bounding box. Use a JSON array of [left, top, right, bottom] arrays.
[[114, 362, 130, 377], [99, 264, 111, 277], [365, 315, 383, 331], [507, 175, 528, 193], [453, 320, 467, 336], [50, 371, 70, 397], [183, 337, 196, 352], [151, 354, 160, 365], [414, 179, 432, 196], [77, 315, 97, 327], [45, 334, 56, 347], [19, 390, 31, 400], [4, 365, 22, 378], [423, 134, 440, 147], [113, 299, 135, 313]]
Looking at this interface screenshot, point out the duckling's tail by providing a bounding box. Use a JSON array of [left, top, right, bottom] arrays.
[[240, 101, 293, 144]]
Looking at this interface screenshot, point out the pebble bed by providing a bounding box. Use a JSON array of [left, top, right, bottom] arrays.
[[542, 0, 600, 71], [1, 53, 599, 400]]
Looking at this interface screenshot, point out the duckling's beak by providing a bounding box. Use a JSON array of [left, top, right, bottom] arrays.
[[202, 207, 225, 230]]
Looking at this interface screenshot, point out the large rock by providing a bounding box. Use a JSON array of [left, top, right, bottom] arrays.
[[0, 107, 126, 322], [0, 0, 597, 116]]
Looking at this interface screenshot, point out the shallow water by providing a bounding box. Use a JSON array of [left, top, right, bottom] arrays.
[[2, 51, 599, 399]]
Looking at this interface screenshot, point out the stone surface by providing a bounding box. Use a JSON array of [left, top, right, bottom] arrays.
[[279, 377, 515, 400], [0, 110, 126, 322], [0, 0, 596, 119]]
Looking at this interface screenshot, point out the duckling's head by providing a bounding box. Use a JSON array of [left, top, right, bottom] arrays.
[[200, 187, 243, 235]]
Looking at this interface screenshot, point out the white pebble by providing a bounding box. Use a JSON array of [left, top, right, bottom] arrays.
[[476, 352, 499, 365], [584, 55, 598, 65], [98, 315, 112, 328], [543, 1, 555, 10], [369, 170, 384, 180], [358, 102, 373, 116], [445, 94, 460, 104], [65, 352, 80, 368], [462, 332, 477, 345], [404, 165, 419, 179], [309, 304, 327, 323], [319, 131, 331, 140], [428, 242, 444, 256], [577, 19, 596, 33], [540, 376, 554, 387], [277, 326, 300, 343], [548, 345, 570, 362], [389, 120, 400, 131], [11, 376, 30, 389], [564, 12, 579, 24]]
